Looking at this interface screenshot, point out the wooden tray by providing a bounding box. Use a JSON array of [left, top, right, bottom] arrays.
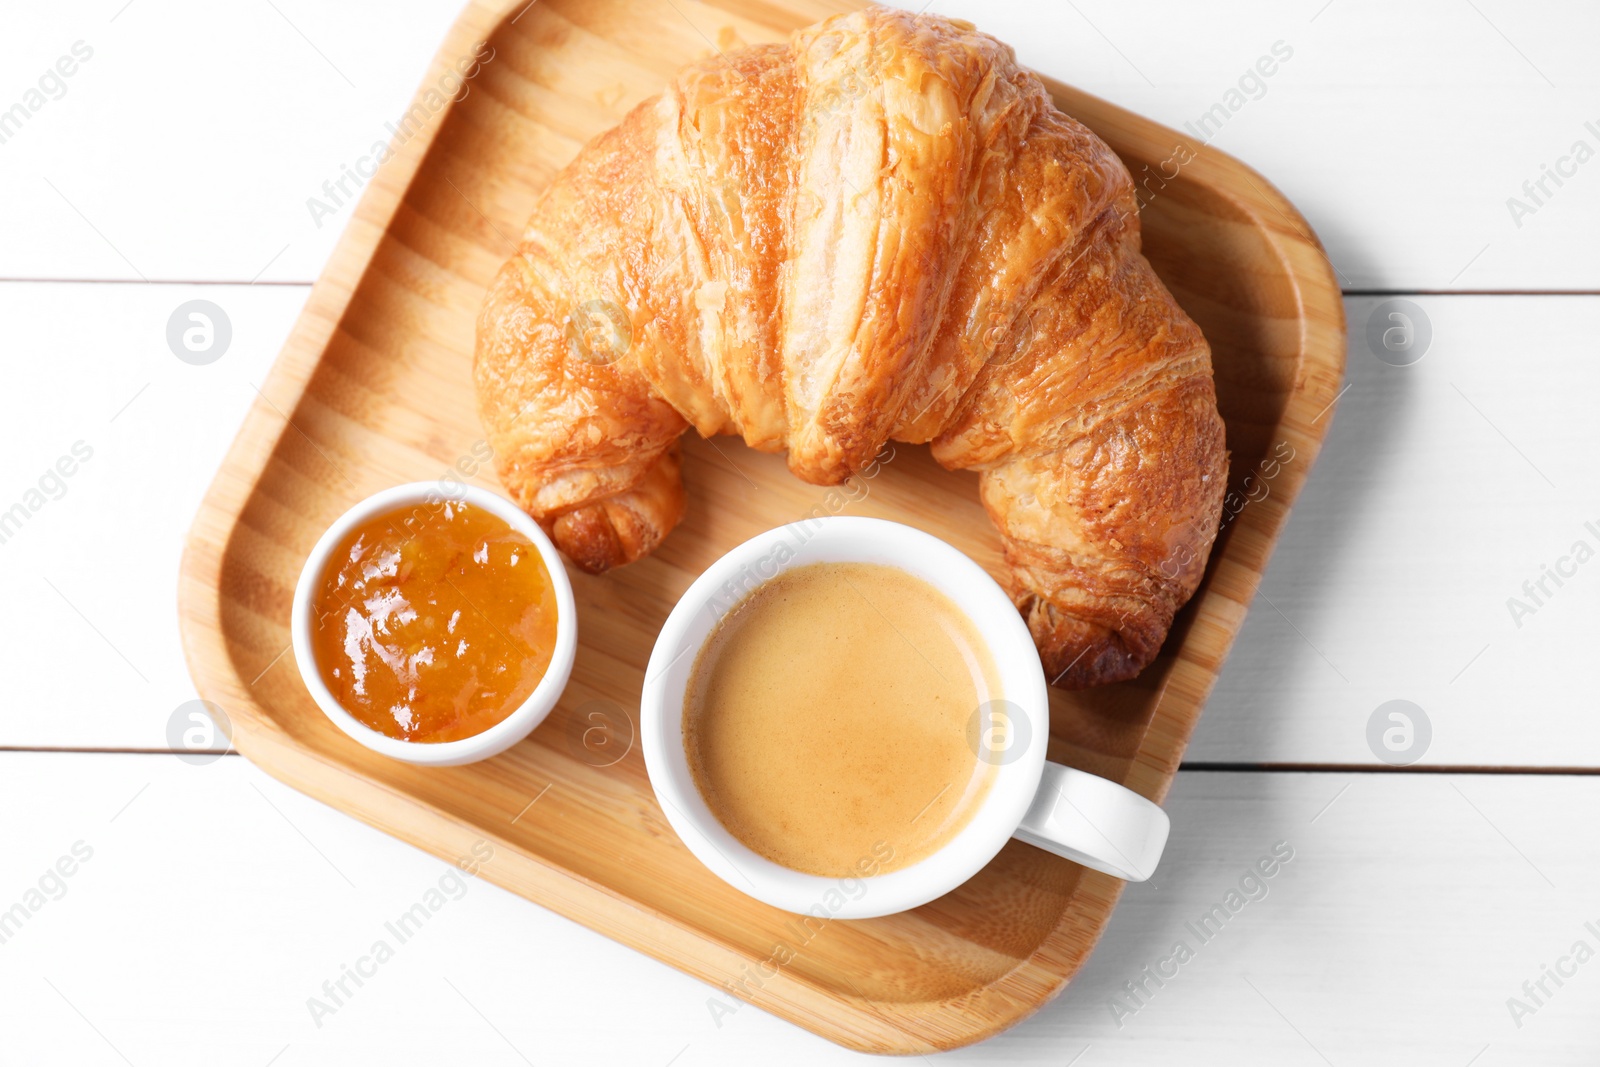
[[178, 0, 1345, 1053]]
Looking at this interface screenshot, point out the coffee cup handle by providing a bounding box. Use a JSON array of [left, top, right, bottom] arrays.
[[1012, 762, 1170, 881]]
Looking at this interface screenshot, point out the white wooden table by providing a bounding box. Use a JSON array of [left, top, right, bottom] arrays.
[[4, 1, 1597, 1063]]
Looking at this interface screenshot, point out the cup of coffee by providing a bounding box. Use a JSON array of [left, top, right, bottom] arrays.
[[641, 516, 1169, 919]]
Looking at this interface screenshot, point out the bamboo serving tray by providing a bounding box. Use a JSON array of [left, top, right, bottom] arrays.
[[178, 0, 1345, 1053]]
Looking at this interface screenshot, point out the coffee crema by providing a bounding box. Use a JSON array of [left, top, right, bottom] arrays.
[[683, 561, 1000, 878]]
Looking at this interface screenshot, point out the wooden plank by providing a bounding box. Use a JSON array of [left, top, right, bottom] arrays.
[[1195, 294, 1600, 768], [1, 1, 1593, 288], [0, 280, 307, 751], [897, 0, 1600, 293], [0, 753, 1594, 1064], [0, 0, 465, 283], [5, 285, 1593, 772]]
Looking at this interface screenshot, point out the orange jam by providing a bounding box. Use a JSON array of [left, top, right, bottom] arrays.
[[309, 500, 559, 743]]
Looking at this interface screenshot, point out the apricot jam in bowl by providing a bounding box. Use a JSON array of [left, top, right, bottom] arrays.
[[291, 483, 576, 766]]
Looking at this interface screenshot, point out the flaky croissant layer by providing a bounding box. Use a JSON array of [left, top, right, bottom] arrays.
[[474, 6, 1228, 688]]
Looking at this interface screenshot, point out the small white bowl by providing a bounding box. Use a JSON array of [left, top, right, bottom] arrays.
[[291, 482, 576, 766]]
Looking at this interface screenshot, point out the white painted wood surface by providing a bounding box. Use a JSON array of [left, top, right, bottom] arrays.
[[3, 1, 1597, 1063], [1197, 294, 1600, 767], [1, 1, 1595, 288], [0, 755, 1594, 1066], [6, 283, 1595, 767]]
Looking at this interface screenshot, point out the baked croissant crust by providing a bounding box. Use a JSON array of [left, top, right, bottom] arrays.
[[474, 6, 1227, 688]]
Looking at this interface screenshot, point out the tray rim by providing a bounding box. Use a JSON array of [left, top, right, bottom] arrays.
[[176, 0, 1348, 1053]]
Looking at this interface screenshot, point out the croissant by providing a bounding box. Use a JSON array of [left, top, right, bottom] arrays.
[[474, 6, 1227, 689]]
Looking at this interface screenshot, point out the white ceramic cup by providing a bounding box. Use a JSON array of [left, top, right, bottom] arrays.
[[291, 482, 577, 767], [641, 516, 1169, 919]]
